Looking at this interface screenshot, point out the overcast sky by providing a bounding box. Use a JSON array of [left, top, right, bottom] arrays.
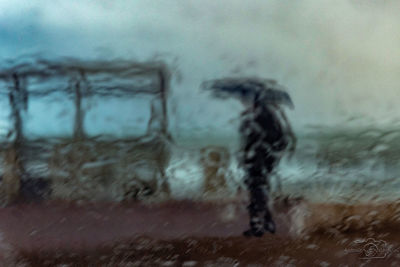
[[1, 0, 400, 141]]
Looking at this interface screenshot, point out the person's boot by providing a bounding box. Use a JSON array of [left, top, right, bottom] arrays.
[[264, 209, 276, 233], [243, 216, 264, 237], [264, 219, 276, 233], [243, 228, 264, 237]]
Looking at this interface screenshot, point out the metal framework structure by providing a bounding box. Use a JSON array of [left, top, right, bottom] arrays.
[[0, 59, 171, 203]]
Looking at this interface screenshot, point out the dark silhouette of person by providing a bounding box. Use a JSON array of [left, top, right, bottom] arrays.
[[201, 78, 295, 237], [239, 93, 295, 237]]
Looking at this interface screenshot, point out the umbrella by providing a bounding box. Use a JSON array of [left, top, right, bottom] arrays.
[[202, 77, 297, 156], [201, 77, 294, 109]]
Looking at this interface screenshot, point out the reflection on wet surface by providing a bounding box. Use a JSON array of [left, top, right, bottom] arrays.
[[2, 200, 400, 266]]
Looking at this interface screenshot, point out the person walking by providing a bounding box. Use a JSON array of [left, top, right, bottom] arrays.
[[202, 78, 296, 237]]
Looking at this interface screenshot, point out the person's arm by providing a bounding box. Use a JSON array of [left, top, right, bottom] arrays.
[[273, 104, 296, 157], [239, 115, 265, 164]]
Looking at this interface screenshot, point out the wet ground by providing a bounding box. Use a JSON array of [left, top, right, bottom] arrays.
[[1, 199, 400, 266]]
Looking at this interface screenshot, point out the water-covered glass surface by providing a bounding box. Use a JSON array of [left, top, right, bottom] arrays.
[[24, 93, 75, 139], [1, 58, 400, 205], [4, 1, 400, 264], [84, 95, 152, 139]]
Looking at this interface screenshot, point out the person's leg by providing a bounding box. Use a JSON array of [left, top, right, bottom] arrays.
[[243, 173, 268, 237], [263, 193, 276, 233], [248, 177, 276, 234], [242, 149, 278, 237], [263, 154, 279, 233]]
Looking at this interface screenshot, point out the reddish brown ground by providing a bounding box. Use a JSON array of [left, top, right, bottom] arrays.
[[0, 199, 400, 266]]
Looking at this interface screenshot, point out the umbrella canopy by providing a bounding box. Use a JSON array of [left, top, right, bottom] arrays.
[[201, 77, 294, 109]]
